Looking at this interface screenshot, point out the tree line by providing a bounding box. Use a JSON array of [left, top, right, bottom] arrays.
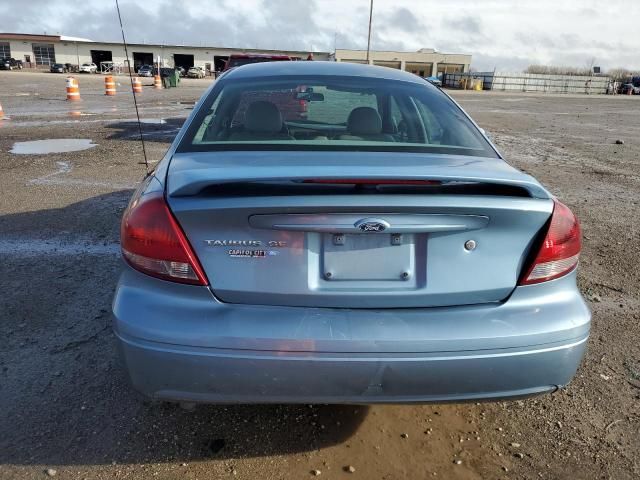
[[525, 64, 639, 80]]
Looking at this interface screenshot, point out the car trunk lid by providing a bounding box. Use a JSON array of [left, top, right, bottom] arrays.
[[167, 151, 553, 308]]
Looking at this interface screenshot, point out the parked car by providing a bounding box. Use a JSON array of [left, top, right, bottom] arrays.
[[50, 63, 67, 73], [0, 57, 12, 70], [113, 62, 590, 405], [0, 57, 23, 70], [187, 66, 205, 78], [425, 75, 442, 87], [137, 65, 154, 77], [621, 83, 640, 95], [223, 53, 291, 72], [79, 62, 97, 73]]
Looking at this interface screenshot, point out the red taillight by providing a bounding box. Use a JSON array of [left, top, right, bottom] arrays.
[[302, 179, 442, 185], [121, 191, 208, 285], [520, 199, 581, 285]]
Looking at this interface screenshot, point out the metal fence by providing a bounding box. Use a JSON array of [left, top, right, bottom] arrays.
[[443, 72, 611, 94]]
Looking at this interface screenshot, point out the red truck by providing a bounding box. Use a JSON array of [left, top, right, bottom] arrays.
[[224, 54, 308, 120], [223, 53, 292, 72]]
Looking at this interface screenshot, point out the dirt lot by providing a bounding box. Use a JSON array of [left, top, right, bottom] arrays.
[[0, 71, 638, 480]]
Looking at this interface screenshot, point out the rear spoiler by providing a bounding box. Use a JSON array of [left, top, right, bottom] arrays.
[[166, 151, 551, 199]]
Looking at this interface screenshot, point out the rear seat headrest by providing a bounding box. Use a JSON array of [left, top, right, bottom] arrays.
[[245, 101, 283, 133], [347, 107, 383, 135]]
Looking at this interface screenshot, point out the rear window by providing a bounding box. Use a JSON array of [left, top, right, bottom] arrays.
[[178, 75, 497, 158]]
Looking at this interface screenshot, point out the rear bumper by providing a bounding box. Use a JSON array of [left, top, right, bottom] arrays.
[[116, 332, 586, 403], [113, 266, 590, 404]]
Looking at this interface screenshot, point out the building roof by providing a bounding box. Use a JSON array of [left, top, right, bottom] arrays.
[[334, 48, 470, 58], [0, 32, 62, 42], [0, 32, 329, 56], [60, 35, 94, 42]]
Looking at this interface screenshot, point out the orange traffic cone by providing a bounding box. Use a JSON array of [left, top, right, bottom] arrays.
[[132, 77, 142, 94], [66, 76, 80, 101], [153, 75, 162, 89], [105, 75, 116, 96], [0, 101, 4, 119]]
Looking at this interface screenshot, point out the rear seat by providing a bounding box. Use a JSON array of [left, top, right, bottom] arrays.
[[338, 107, 395, 142], [228, 101, 293, 141]]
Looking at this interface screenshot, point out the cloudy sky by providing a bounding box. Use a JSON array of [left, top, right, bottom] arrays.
[[1, 0, 638, 71]]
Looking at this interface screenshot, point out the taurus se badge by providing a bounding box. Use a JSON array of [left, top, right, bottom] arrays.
[[355, 218, 390, 232], [205, 240, 287, 247]]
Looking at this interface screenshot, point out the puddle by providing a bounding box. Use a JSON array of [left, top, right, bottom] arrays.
[[5, 115, 186, 129], [10, 139, 98, 154], [138, 118, 166, 124], [175, 101, 196, 110], [68, 111, 98, 117]]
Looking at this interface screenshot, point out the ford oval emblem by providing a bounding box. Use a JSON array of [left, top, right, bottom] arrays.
[[355, 218, 390, 232]]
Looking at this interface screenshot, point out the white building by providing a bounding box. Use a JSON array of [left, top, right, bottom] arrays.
[[0, 32, 330, 73], [0, 33, 472, 78], [334, 48, 472, 77]]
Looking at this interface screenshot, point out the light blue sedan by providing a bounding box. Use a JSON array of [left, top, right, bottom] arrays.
[[113, 61, 589, 404]]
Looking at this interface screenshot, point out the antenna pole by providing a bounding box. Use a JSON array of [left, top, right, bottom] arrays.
[[115, 0, 150, 174], [366, 0, 374, 63]]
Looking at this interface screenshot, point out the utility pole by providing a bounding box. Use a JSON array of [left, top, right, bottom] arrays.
[[366, 0, 373, 63]]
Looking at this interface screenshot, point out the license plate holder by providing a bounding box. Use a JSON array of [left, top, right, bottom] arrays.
[[322, 233, 414, 281]]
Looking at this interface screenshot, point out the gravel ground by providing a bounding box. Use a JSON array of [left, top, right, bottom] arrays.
[[0, 71, 638, 480]]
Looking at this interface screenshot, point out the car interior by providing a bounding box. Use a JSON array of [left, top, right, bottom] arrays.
[[227, 101, 293, 141], [190, 82, 489, 154], [337, 107, 396, 142]]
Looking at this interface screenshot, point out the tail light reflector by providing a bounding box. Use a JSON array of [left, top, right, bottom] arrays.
[[121, 191, 208, 285], [520, 199, 581, 285]]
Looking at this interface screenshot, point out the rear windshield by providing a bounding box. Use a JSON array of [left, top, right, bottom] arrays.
[[177, 75, 497, 157]]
